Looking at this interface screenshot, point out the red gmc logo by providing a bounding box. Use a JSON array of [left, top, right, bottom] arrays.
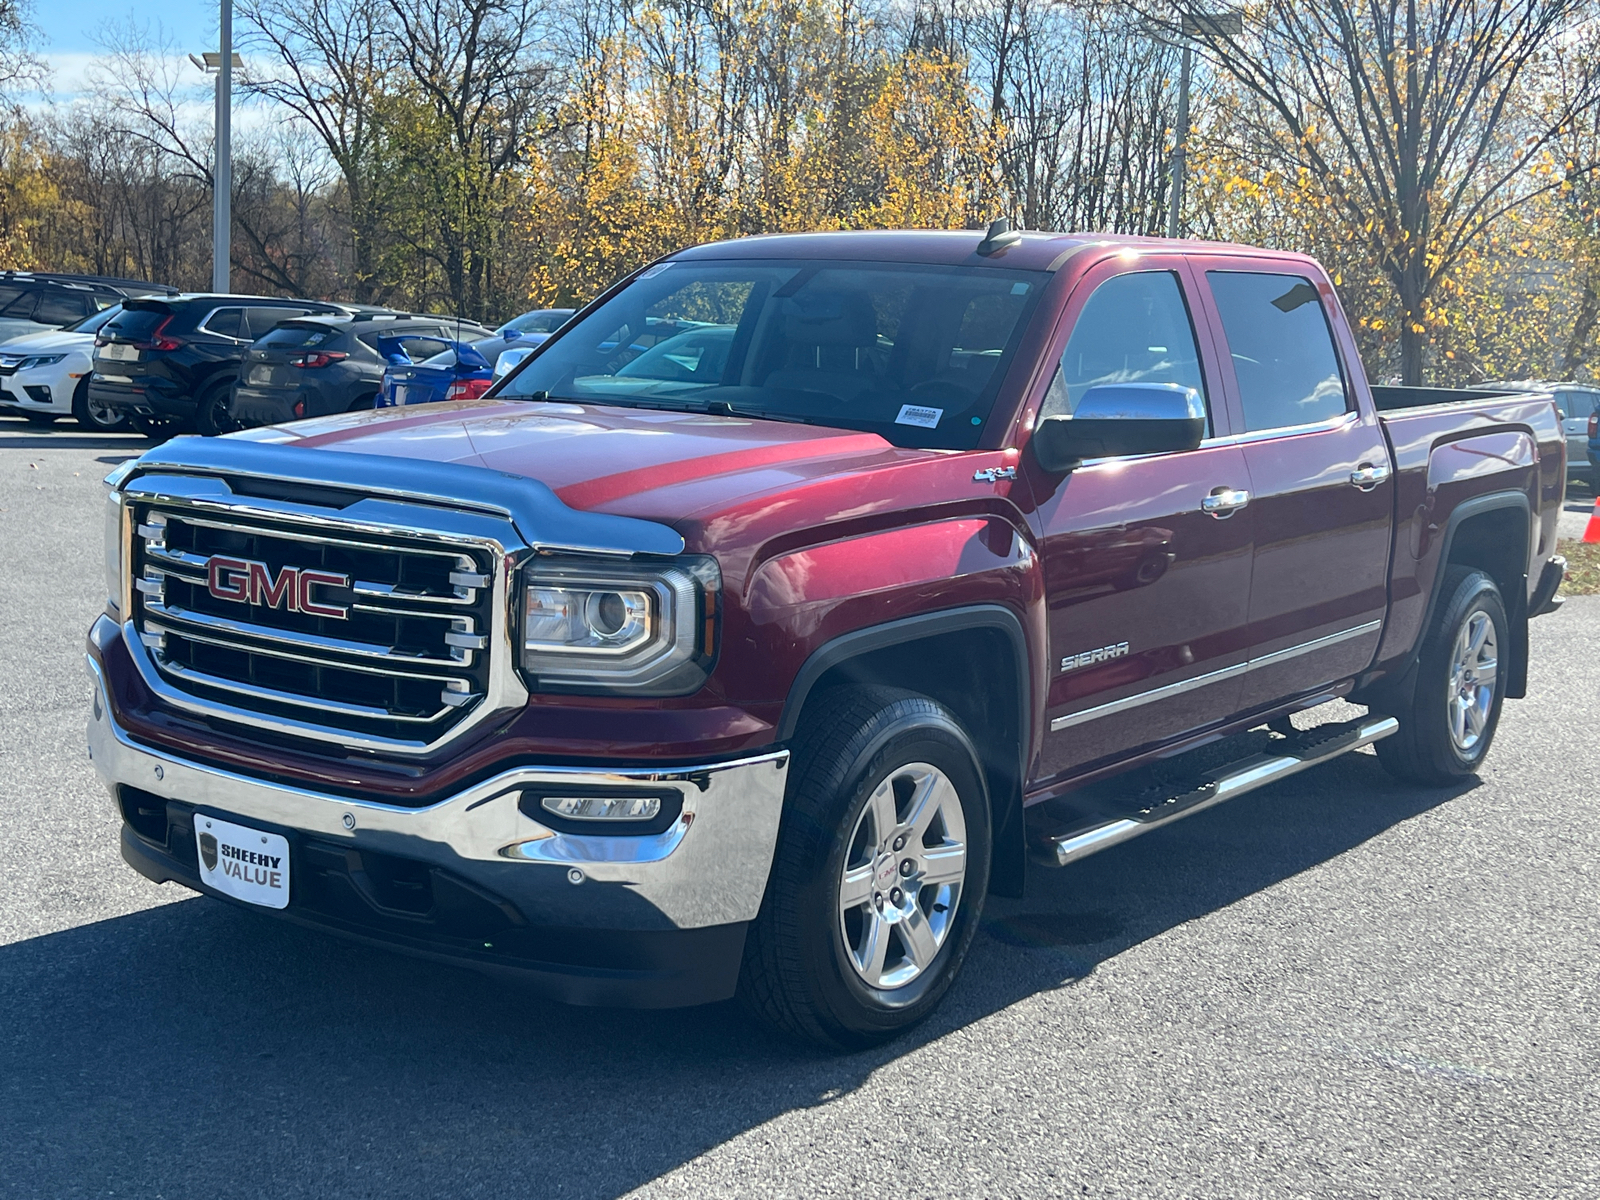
[[205, 555, 350, 619]]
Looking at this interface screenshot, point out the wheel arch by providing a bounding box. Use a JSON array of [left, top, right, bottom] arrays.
[[1364, 490, 1531, 712], [778, 605, 1032, 898]]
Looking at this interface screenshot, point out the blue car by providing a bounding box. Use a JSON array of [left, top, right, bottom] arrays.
[[376, 336, 495, 408], [496, 307, 574, 346]]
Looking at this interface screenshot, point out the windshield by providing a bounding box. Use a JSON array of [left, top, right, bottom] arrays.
[[65, 304, 120, 334], [497, 260, 1046, 449]]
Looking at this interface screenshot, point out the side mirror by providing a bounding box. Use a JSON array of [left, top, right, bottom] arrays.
[[495, 346, 533, 379], [1030, 382, 1206, 472]]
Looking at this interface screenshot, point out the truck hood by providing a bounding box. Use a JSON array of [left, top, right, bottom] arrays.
[[229, 398, 924, 526]]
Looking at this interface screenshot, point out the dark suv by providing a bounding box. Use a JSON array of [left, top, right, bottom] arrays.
[[0, 272, 175, 342], [230, 313, 494, 428], [88, 295, 354, 436]]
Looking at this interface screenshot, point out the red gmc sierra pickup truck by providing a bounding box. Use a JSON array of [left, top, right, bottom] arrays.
[[87, 228, 1567, 1049]]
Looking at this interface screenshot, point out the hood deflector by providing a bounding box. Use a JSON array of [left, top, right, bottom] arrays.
[[126, 436, 686, 558]]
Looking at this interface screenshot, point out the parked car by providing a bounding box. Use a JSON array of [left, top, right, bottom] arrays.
[[230, 314, 493, 428], [496, 307, 574, 345], [0, 304, 130, 430], [88, 295, 359, 437], [90, 229, 1567, 1051], [374, 332, 499, 408], [0, 271, 175, 343], [1483, 380, 1600, 489]]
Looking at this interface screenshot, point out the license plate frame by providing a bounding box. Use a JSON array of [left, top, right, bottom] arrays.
[[100, 343, 139, 363], [194, 814, 291, 909]]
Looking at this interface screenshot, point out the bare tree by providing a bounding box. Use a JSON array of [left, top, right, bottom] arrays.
[[1150, 0, 1600, 384], [237, 0, 398, 302]]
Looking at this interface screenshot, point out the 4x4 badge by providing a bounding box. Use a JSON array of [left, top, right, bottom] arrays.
[[205, 555, 351, 619]]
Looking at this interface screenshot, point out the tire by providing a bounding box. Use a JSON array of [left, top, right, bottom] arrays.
[[740, 686, 991, 1049], [194, 381, 240, 436], [71, 378, 129, 432], [347, 391, 378, 412], [1375, 566, 1508, 785]]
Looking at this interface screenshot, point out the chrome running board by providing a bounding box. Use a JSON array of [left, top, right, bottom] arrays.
[[1045, 715, 1400, 868]]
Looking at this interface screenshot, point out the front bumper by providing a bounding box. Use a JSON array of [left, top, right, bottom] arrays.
[[87, 653, 790, 1007]]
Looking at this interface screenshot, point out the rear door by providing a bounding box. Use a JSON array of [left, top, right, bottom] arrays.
[[1022, 256, 1256, 781], [1197, 265, 1393, 710]]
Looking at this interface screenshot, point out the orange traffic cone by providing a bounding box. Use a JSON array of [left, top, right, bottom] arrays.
[[1586, 496, 1600, 543]]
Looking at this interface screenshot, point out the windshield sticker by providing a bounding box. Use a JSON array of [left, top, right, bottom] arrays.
[[638, 263, 673, 280], [896, 404, 943, 428]]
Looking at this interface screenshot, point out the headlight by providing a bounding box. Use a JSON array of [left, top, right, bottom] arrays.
[[519, 556, 718, 694], [20, 354, 65, 369]]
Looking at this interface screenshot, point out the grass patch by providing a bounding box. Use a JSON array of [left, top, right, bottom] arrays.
[[1558, 539, 1600, 596]]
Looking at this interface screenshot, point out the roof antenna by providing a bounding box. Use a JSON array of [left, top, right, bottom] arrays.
[[976, 217, 1022, 256]]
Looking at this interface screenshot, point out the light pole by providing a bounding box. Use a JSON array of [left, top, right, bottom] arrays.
[[190, 4, 239, 293], [1165, 9, 1242, 240]]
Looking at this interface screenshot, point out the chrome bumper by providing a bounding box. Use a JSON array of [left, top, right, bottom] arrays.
[[86, 654, 789, 930]]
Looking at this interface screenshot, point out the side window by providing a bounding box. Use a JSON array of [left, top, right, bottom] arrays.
[[201, 307, 244, 338], [0, 291, 38, 318], [1207, 271, 1349, 432], [34, 292, 91, 324], [1040, 271, 1209, 432]]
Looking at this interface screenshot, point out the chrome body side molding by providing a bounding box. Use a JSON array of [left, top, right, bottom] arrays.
[[1051, 620, 1383, 733]]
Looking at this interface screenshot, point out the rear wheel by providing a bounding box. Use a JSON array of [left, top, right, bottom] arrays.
[[1375, 566, 1508, 785], [740, 686, 990, 1049], [194, 381, 240, 436], [71, 378, 129, 432]]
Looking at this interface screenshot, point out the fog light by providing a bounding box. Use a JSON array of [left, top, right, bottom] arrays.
[[540, 794, 661, 822]]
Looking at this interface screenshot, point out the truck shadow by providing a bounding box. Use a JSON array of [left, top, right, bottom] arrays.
[[0, 751, 1468, 1198]]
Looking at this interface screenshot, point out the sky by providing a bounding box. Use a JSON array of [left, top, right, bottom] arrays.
[[29, 0, 218, 100]]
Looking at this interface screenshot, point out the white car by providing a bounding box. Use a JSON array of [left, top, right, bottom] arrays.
[[0, 305, 128, 430]]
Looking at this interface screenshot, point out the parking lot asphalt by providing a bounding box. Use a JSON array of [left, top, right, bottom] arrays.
[[2, 414, 1598, 1200]]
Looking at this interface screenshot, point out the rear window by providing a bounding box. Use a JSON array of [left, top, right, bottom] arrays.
[[257, 324, 339, 349], [106, 306, 173, 338], [245, 306, 318, 338]]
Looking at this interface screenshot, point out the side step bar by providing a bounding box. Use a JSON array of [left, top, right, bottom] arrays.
[[1045, 715, 1399, 868]]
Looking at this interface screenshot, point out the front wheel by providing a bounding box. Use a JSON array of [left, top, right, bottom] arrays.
[[740, 687, 991, 1049], [1376, 566, 1508, 785]]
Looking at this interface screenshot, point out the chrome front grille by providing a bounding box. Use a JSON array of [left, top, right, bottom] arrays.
[[127, 500, 500, 746]]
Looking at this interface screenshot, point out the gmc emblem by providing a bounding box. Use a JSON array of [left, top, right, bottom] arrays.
[[205, 555, 350, 619]]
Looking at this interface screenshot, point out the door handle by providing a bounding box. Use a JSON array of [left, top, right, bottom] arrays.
[[1201, 487, 1250, 517], [1349, 462, 1392, 490]]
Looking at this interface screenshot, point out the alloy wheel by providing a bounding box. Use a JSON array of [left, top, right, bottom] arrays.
[[836, 761, 967, 990], [1448, 608, 1498, 753]]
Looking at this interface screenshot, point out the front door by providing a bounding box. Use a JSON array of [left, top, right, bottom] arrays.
[[1197, 267, 1393, 710], [1022, 260, 1256, 783]]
